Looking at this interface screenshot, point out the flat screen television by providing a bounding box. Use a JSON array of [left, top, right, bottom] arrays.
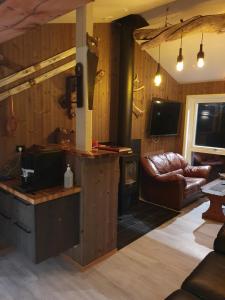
[[149, 99, 181, 136]]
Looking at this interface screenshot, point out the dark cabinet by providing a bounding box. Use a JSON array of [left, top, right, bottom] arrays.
[[0, 189, 14, 244], [35, 195, 80, 263], [0, 189, 80, 263]]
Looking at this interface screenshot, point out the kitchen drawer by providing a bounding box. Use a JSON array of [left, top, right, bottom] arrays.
[[0, 189, 13, 216], [35, 194, 80, 263], [0, 211, 13, 244], [12, 196, 34, 231], [12, 220, 35, 261], [0, 188, 80, 263]]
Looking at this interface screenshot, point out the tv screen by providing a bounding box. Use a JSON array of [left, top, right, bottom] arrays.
[[149, 99, 181, 136], [195, 102, 225, 148]]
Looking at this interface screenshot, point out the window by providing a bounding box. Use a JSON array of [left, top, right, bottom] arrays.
[[183, 94, 225, 164], [195, 103, 225, 148]]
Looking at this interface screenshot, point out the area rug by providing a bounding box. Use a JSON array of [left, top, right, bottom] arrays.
[[117, 200, 179, 249]]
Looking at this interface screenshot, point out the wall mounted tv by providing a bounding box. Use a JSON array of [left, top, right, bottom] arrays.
[[149, 99, 181, 136]]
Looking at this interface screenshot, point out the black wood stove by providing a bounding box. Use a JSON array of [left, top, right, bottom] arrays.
[[114, 15, 147, 215], [118, 140, 141, 215]]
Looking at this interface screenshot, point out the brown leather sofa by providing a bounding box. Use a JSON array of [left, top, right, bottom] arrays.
[[141, 152, 211, 210]]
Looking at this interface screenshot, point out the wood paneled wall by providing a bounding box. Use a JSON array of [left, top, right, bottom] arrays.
[[0, 24, 75, 165], [0, 23, 115, 166], [1, 22, 223, 166], [92, 24, 119, 143], [132, 44, 181, 155], [178, 81, 225, 151]]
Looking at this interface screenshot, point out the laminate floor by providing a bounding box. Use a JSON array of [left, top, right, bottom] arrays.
[[0, 198, 222, 300]]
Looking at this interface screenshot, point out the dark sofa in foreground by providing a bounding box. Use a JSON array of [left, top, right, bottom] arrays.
[[165, 224, 225, 300]]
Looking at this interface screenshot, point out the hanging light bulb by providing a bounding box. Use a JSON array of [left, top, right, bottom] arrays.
[[197, 33, 205, 68], [154, 63, 162, 86], [176, 32, 184, 71], [154, 46, 162, 87], [176, 48, 184, 71]]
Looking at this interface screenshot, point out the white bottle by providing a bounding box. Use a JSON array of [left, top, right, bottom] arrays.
[[64, 164, 73, 188]]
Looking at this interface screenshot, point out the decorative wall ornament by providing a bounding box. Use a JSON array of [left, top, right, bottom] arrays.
[[133, 74, 144, 92], [134, 13, 225, 50], [0, 47, 76, 89], [5, 96, 17, 136], [95, 69, 105, 83], [87, 33, 99, 110], [133, 74, 145, 118], [0, 60, 76, 102], [133, 102, 144, 118]]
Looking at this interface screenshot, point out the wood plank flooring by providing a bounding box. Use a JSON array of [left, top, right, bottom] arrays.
[[0, 198, 222, 300]]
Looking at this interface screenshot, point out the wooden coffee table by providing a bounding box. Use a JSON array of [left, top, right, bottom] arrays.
[[201, 179, 225, 223]]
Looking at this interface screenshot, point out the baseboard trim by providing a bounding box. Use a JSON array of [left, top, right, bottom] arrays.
[[62, 249, 117, 272], [139, 197, 180, 213]]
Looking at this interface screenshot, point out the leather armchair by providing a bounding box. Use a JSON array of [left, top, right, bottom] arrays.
[[193, 152, 225, 180], [141, 152, 211, 210]]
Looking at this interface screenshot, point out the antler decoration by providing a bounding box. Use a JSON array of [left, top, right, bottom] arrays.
[[133, 74, 145, 118]]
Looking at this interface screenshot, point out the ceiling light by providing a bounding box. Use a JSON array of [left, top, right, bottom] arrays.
[[154, 63, 162, 87], [176, 33, 184, 72], [154, 46, 162, 87], [176, 48, 184, 71], [197, 33, 205, 68]]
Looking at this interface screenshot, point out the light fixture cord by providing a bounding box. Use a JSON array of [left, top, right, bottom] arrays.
[[180, 31, 183, 48], [201, 32, 204, 44], [165, 7, 169, 27], [158, 45, 161, 63]]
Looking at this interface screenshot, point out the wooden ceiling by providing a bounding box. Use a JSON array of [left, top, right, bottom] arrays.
[[0, 0, 92, 44]]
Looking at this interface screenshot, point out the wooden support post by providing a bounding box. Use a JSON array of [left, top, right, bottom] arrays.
[[75, 4, 93, 151]]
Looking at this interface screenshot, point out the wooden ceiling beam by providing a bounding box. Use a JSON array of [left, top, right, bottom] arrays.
[[134, 13, 225, 49], [0, 0, 93, 44]]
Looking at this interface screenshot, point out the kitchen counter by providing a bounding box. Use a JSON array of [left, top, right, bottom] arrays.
[[0, 180, 80, 263], [0, 180, 81, 205], [61, 145, 119, 159]]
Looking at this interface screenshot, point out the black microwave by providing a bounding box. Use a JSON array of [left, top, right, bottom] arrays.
[[20, 147, 65, 192]]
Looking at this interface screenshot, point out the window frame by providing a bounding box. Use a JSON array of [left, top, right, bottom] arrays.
[[183, 94, 225, 164]]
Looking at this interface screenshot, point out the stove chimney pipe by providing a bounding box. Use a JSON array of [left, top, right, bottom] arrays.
[[114, 15, 148, 147]]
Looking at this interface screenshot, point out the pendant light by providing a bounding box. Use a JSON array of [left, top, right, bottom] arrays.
[[197, 33, 205, 68], [154, 46, 162, 87], [176, 32, 184, 72]]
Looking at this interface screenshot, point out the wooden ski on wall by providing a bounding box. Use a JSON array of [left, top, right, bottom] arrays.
[[0, 47, 76, 89], [0, 60, 76, 102]]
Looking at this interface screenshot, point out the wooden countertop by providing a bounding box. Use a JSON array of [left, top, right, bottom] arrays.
[[0, 180, 81, 205], [63, 147, 119, 159], [22, 144, 119, 159]]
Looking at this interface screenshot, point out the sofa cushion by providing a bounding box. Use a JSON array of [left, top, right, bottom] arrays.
[[165, 152, 188, 171], [147, 152, 187, 175], [184, 177, 206, 197], [165, 289, 200, 300], [182, 252, 225, 300], [214, 224, 225, 254]]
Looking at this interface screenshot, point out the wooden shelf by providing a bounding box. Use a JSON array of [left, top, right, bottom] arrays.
[[0, 180, 81, 205]]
